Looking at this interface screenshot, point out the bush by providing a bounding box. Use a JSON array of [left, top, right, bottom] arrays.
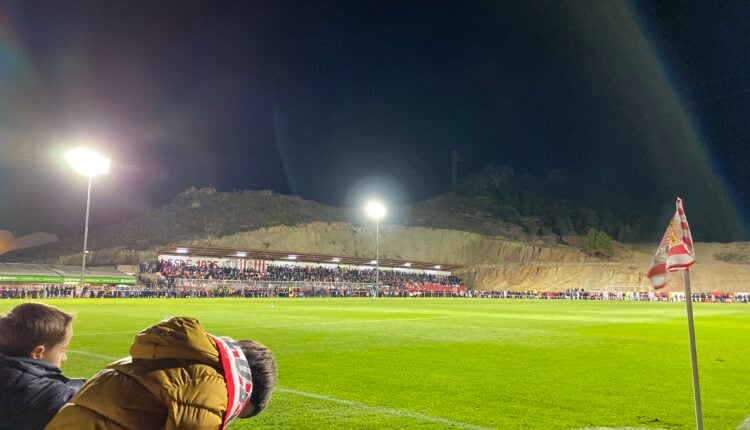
[[586, 228, 613, 257], [617, 224, 639, 243]]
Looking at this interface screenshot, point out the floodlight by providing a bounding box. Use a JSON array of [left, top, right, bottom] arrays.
[[176, 248, 189, 254], [403, 262, 411, 267], [236, 252, 247, 258], [288, 255, 297, 260], [364, 199, 387, 220], [433, 265, 441, 269], [331, 257, 341, 263], [66, 146, 111, 294], [66, 147, 111, 178], [363, 199, 387, 300]]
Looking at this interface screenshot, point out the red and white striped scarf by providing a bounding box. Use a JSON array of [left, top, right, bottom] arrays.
[[208, 334, 254, 429]]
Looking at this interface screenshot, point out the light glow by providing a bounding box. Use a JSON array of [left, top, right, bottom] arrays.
[[66, 147, 111, 178], [288, 255, 297, 260], [364, 199, 387, 220], [403, 262, 411, 267], [236, 252, 247, 258], [331, 257, 341, 263], [176, 248, 189, 254]]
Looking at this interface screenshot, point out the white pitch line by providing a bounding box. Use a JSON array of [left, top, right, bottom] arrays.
[[65, 349, 690, 430], [65, 349, 490, 429], [574, 427, 665, 430], [278, 387, 492, 430], [217, 314, 466, 331], [738, 415, 750, 430], [74, 331, 135, 337], [67, 350, 119, 361], [70, 315, 466, 339]]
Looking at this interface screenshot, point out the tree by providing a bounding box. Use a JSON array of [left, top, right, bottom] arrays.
[[617, 224, 639, 243], [554, 216, 575, 235], [521, 191, 539, 215], [521, 217, 541, 235], [584, 209, 601, 230], [586, 228, 613, 257]]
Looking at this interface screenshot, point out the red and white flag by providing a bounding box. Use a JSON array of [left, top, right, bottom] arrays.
[[647, 197, 695, 289]]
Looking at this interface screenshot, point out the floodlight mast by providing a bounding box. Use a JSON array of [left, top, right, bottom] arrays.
[[65, 147, 110, 295], [364, 200, 387, 300]]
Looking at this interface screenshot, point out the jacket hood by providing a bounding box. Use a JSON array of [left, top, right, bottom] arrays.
[[129, 317, 220, 366]]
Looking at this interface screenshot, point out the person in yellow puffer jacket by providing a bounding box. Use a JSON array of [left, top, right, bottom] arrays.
[[45, 317, 277, 430]]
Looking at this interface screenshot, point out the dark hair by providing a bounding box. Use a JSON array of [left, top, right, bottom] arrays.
[[239, 340, 277, 417], [0, 303, 74, 357]]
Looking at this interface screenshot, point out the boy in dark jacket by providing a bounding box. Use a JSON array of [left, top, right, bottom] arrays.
[[0, 303, 80, 430]]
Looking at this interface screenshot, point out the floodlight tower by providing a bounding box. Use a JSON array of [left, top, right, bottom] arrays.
[[66, 147, 111, 294], [364, 199, 387, 299]]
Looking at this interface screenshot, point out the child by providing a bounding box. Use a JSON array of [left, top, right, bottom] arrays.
[[46, 316, 277, 429], [0, 302, 79, 430]]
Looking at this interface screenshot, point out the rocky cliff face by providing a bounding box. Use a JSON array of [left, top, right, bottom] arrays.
[[16, 222, 750, 292], [273, 224, 750, 292], [201, 223, 579, 264], [4, 189, 750, 292]]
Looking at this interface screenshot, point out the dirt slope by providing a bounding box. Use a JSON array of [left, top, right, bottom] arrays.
[[4, 189, 749, 292]]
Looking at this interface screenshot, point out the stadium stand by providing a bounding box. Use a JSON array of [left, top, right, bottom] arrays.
[[148, 261, 461, 286], [136, 261, 464, 299], [0, 263, 135, 298], [135, 245, 465, 298]]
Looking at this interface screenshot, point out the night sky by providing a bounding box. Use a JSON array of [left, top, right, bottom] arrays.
[[1, 1, 749, 241]]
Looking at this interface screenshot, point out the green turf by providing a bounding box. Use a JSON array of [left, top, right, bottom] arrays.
[[2, 298, 748, 429]]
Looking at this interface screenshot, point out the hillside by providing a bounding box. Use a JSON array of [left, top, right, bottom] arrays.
[[2, 187, 344, 263], [0, 186, 540, 265], [4, 187, 750, 292]]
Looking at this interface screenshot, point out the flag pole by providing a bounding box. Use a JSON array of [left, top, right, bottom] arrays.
[[683, 268, 703, 430]]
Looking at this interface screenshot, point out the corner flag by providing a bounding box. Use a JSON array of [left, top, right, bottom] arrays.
[[646, 197, 703, 430], [647, 197, 695, 289]]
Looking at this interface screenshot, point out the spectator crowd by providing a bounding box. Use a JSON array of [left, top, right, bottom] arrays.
[[142, 260, 462, 289], [2, 261, 748, 302], [0, 285, 76, 299], [2, 283, 749, 302]]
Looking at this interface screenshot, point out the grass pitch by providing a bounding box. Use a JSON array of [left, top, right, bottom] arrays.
[[2, 298, 748, 429]]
